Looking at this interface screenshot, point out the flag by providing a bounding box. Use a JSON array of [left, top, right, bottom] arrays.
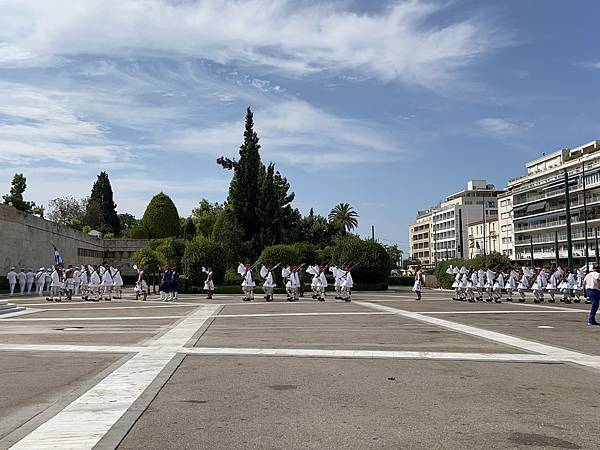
[[53, 244, 63, 266]]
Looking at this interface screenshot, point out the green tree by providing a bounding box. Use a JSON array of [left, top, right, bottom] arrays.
[[141, 192, 181, 239], [384, 244, 403, 269], [218, 107, 261, 242], [2, 173, 36, 213], [88, 172, 121, 234], [328, 203, 359, 235], [331, 236, 391, 284], [182, 237, 227, 286], [299, 208, 343, 247], [184, 217, 196, 241], [211, 206, 243, 267], [191, 199, 223, 237], [118, 213, 138, 236], [47, 196, 88, 225], [151, 237, 186, 271]]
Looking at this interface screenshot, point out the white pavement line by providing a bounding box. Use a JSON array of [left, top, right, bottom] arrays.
[[181, 347, 562, 363], [0, 343, 145, 353], [0, 309, 40, 319], [217, 312, 392, 318], [1, 316, 185, 322], [420, 310, 585, 315], [355, 301, 600, 371], [10, 304, 220, 450], [505, 302, 589, 312], [10, 303, 197, 317]]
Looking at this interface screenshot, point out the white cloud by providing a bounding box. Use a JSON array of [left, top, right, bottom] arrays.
[[0, 83, 131, 165], [0, 0, 499, 89], [169, 100, 401, 166], [476, 117, 533, 137]]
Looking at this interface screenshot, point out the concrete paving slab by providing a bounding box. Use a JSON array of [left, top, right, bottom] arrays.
[[0, 320, 174, 345], [118, 356, 597, 450], [15, 307, 195, 319], [441, 313, 600, 356], [0, 351, 120, 442], [219, 302, 373, 315], [195, 315, 525, 353]]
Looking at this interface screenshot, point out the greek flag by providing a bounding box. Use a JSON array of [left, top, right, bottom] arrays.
[[53, 244, 63, 266]]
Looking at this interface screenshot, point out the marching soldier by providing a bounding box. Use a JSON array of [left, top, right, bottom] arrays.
[[413, 265, 423, 301], [6, 267, 17, 296], [203, 267, 215, 299], [260, 264, 276, 302], [238, 262, 256, 302], [26, 269, 34, 294]]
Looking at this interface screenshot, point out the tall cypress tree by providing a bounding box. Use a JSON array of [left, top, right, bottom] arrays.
[[88, 171, 121, 234], [218, 107, 261, 242]]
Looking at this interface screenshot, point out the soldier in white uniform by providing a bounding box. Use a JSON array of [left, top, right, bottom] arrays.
[[506, 268, 518, 302], [203, 267, 215, 299], [477, 268, 486, 301], [493, 268, 504, 303], [34, 267, 46, 296], [412, 266, 423, 301], [315, 265, 328, 302], [112, 266, 124, 299], [307, 264, 320, 299], [73, 266, 82, 296], [485, 268, 495, 302], [134, 266, 148, 301], [80, 265, 90, 300], [26, 269, 34, 294], [340, 264, 353, 302], [329, 265, 342, 299], [101, 263, 114, 301], [518, 267, 532, 302], [573, 266, 586, 303], [238, 262, 255, 302], [18, 268, 27, 295], [6, 267, 17, 296], [45, 268, 52, 295], [467, 268, 478, 302], [88, 264, 102, 302], [260, 265, 276, 302], [546, 267, 561, 303], [47, 265, 63, 302]]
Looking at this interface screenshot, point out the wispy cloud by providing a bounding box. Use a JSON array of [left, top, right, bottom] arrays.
[[476, 117, 533, 137], [0, 0, 499, 89], [169, 100, 401, 166]]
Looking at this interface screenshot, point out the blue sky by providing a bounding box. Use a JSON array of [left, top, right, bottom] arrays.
[[0, 0, 599, 251]]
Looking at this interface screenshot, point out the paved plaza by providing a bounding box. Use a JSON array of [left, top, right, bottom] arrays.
[[0, 288, 599, 449]]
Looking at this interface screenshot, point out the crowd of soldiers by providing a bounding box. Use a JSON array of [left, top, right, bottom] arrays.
[[5, 264, 123, 302], [235, 262, 355, 302], [445, 265, 592, 304]]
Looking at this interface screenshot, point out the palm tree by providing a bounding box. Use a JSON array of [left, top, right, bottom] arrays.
[[328, 203, 359, 235]]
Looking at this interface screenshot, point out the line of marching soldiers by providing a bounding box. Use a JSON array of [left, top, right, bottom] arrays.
[[230, 262, 355, 302], [32, 263, 124, 302], [446, 264, 591, 304]]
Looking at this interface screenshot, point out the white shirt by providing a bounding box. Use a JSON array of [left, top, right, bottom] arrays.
[[26, 271, 34, 282], [584, 271, 600, 290], [18, 271, 26, 283], [7, 270, 17, 283]]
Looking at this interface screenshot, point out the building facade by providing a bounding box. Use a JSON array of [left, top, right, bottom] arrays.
[[498, 191, 515, 259], [507, 140, 600, 265], [408, 180, 502, 264], [467, 215, 500, 258], [408, 209, 433, 266], [431, 180, 502, 262]]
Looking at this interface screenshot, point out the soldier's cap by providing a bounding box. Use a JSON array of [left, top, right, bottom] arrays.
[[39, 267, 45, 271], [10, 267, 15, 270]]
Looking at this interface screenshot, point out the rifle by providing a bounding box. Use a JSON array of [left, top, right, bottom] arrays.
[[340, 261, 361, 279]]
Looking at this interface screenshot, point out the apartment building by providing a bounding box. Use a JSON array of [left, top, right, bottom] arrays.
[[498, 191, 514, 258], [507, 140, 600, 265], [467, 215, 500, 258], [408, 209, 433, 266], [408, 180, 502, 264]]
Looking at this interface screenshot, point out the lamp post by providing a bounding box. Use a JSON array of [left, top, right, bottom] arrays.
[[482, 191, 487, 256], [582, 162, 589, 270], [564, 168, 574, 269]]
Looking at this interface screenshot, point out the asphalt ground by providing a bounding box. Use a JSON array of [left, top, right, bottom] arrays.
[[1, 287, 599, 449]]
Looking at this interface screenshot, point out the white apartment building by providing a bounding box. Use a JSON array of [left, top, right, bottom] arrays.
[[498, 191, 514, 258], [506, 140, 600, 265], [429, 180, 502, 263], [408, 209, 433, 266]]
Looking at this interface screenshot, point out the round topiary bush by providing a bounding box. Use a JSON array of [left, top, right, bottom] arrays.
[[331, 236, 392, 284], [294, 242, 316, 265], [131, 247, 166, 274], [181, 237, 226, 286], [141, 192, 180, 239], [259, 244, 300, 266]]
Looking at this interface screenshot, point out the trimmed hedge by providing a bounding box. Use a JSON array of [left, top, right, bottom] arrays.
[[141, 192, 181, 238], [181, 237, 226, 285], [331, 236, 392, 284]]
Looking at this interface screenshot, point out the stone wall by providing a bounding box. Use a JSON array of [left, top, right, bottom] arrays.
[[0, 204, 151, 276]]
